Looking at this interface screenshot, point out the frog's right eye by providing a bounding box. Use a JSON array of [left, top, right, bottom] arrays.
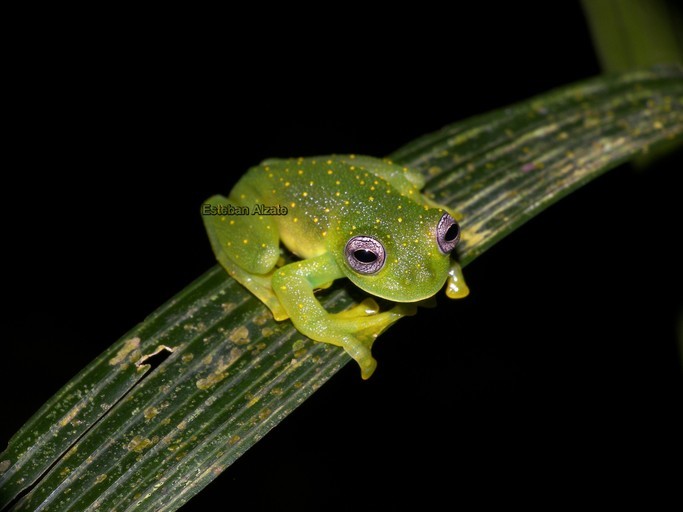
[[345, 236, 386, 274], [436, 213, 461, 254]]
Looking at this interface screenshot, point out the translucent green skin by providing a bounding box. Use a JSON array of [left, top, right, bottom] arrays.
[[203, 155, 468, 378]]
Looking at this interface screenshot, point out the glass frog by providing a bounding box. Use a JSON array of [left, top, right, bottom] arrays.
[[202, 155, 468, 378]]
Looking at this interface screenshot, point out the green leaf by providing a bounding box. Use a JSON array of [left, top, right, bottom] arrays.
[[581, 0, 683, 72], [1, 65, 682, 511]]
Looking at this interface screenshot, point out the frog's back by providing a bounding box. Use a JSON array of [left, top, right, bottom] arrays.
[[245, 155, 425, 210], [236, 155, 429, 259]]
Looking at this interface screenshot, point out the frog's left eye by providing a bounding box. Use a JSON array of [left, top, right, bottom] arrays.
[[345, 236, 386, 274], [437, 213, 461, 254]]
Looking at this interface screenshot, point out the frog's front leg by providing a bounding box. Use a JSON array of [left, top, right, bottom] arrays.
[[272, 254, 413, 379]]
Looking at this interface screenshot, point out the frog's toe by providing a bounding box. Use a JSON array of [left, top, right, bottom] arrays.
[[340, 337, 377, 379], [335, 298, 381, 319], [360, 356, 377, 380]]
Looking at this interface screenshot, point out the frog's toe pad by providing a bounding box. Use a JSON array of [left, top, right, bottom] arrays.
[[359, 356, 377, 380]]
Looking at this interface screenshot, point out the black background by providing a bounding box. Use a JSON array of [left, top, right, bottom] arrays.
[[3, 3, 682, 509]]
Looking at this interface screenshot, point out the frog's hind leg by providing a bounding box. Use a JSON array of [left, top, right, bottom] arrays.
[[203, 190, 288, 320]]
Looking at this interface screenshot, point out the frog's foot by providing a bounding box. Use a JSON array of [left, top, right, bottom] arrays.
[[334, 302, 416, 342], [337, 335, 377, 380], [332, 302, 417, 378], [446, 260, 469, 299]]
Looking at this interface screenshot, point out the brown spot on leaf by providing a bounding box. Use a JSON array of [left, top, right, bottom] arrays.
[[109, 337, 141, 365]]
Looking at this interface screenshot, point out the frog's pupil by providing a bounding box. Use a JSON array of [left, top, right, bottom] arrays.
[[444, 223, 459, 242], [354, 250, 377, 263]]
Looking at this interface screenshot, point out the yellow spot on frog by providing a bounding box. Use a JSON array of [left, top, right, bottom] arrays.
[[109, 337, 141, 366]]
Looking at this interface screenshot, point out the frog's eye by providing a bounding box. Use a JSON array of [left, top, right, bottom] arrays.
[[345, 236, 386, 274], [437, 213, 461, 254]]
